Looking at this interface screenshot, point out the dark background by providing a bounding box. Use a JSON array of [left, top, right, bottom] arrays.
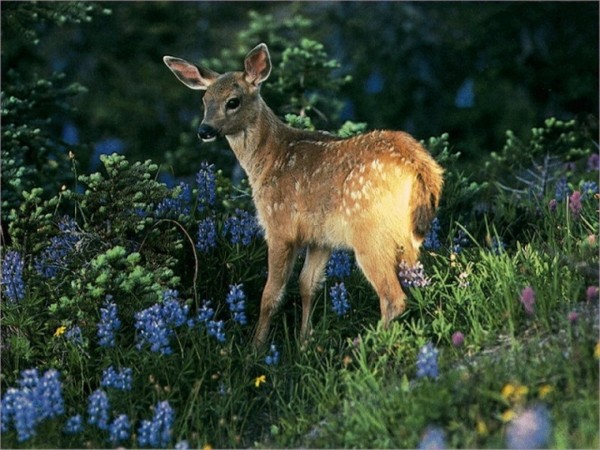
[[2, 1, 598, 183]]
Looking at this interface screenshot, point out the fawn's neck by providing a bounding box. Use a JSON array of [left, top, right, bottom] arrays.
[[225, 98, 289, 186]]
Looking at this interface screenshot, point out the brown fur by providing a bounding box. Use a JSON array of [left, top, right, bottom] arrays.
[[164, 44, 444, 347]]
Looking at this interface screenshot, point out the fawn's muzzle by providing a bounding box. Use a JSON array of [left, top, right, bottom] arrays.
[[198, 124, 219, 142]]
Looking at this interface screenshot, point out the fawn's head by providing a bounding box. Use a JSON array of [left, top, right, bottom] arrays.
[[163, 43, 272, 142]]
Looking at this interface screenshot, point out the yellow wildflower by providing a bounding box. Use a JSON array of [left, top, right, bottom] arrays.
[[501, 383, 515, 400], [501, 383, 528, 403], [538, 384, 553, 399], [594, 342, 600, 359], [254, 375, 267, 388], [476, 419, 488, 436], [501, 409, 516, 423], [202, 445, 213, 450], [54, 326, 67, 337], [514, 385, 529, 401]]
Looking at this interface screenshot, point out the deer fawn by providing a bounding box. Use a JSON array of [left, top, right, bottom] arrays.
[[164, 43, 444, 347]]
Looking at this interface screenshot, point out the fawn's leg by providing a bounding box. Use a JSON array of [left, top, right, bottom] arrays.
[[252, 241, 297, 348], [298, 245, 331, 341], [354, 245, 407, 327]]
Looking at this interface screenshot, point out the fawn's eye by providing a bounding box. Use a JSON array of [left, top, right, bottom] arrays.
[[226, 98, 241, 110]]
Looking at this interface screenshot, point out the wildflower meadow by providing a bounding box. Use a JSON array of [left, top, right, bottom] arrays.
[[1, 3, 599, 449], [2, 119, 598, 448]]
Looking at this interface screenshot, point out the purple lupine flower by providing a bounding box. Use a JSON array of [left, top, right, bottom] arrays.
[[196, 216, 218, 253], [97, 297, 121, 348], [34, 216, 80, 279], [101, 366, 133, 391], [416, 343, 439, 379], [330, 282, 350, 316], [196, 162, 217, 212], [326, 250, 353, 279], [109, 414, 131, 444], [137, 401, 175, 448], [265, 344, 280, 366], [223, 209, 261, 246], [134, 291, 190, 354], [63, 414, 84, 434], [1, 250, 26, 302], [554, 177, 569, 202], [398, 261, 431, 288], [423, 217, 442, 251], [87, 389, 110, 430], [548, 198, 558, 213], [226, 283, 247, 325], [155, 182, 192, 218]]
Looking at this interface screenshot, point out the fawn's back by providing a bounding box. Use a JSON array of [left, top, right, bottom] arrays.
[[164, 43, 444, 347]]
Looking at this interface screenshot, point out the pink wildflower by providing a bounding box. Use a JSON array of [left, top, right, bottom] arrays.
[[586, 286, 599, 302], [520, 286, 536, 315], [568, 191, 582, 218], [451, 331, 465, 347]]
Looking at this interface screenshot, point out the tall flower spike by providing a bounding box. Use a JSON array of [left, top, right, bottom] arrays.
[[416, 343, 439, 379], [1, 250, 26, 302]]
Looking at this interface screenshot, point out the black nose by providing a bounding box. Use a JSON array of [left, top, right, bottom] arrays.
[[197, 124, 218, 142]]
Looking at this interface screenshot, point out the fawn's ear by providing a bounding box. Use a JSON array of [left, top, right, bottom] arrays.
[[244, 43, 272, 86], [163, 56, 220, 90]]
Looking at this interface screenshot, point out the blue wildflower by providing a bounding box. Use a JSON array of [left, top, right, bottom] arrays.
[[100, 366, 133, 391], [34, 369, 64, 420], [265, 344, 280, 366], [399, 261, 431, 288], [1, 388, 37, 441], [155, 182, 192, 218], [196, 216, 218, 253], [196, 161, 217, 212], [416, 343, 439, 379], [223, 209, 260, 246], [65, 326, 83, 346], [87, 389, 110, 430], [1, 369, 65, 442], [452, 229, 470, 254], [97, 297, 121, 348], [188, 300, 215, 328], [226, 283, 247, 325], [134, 291, 189, 355], [134, 304, 172, 355], [137, 400, 175, 448], [580, 180, 598, 200], [418, 425, 446, 449], [63, 414, 84, 434], [326, 250, 352, 279], [109, 414, 131, 444], [554, 176, 570, 202], [161, 290, 190, 327], [34, 216, 80, 278], [506, 404, 551, 449], [330, 282, 350, 316], [423, 217, 442, 251], [2, 250, 26, 302], [175, 440, 190, 449], [207, 319, 226, 343]]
